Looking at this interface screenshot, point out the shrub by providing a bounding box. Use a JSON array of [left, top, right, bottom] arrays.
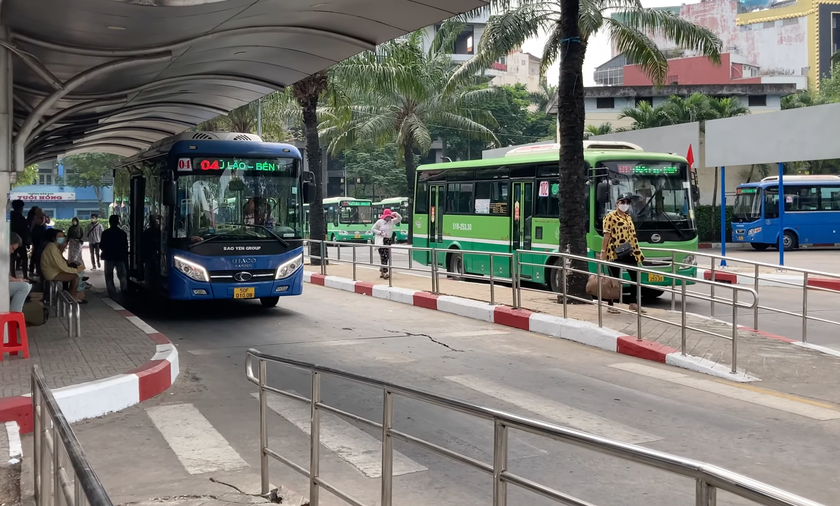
[[695, 205, 733, 243]]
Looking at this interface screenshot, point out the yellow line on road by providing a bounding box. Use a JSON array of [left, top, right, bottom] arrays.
[[711, 378, 840, 411]]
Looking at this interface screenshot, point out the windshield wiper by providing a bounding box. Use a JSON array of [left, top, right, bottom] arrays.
[[656, 210, 686, 239], [235, 223, 290, 247]]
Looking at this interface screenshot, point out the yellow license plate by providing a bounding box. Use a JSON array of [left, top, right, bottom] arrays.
[[648, 273, 664, 283], [354, 234, 361, 239], [234, 287, 255, 299]]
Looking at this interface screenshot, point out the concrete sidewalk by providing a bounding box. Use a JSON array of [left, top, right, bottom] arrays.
[[0, 273, 179, 433], [306, 262, 840, 405]]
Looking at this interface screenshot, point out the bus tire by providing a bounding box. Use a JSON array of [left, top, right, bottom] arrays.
[[751, 243, 769, 251], [448, 251, 464, 280], [548, 261, 563, 293], [783, 231, 798, 251], [260, 296, 280, 308]]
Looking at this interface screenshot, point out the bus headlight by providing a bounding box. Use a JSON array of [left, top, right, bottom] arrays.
[[174, 256, 209, 282], [339, 230, 349, 235], [275, 254, 304, 279], [683, 255, 696, 266]]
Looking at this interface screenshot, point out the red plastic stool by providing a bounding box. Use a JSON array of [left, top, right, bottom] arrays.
[[0, 312, 29, 361]]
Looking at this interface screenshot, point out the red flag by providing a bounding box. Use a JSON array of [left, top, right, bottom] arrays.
[[686, 144, 695, 168]]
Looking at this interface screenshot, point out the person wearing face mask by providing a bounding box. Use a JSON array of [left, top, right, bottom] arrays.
[[598, 193, 645, 314], [40, 229, 86, 303], [67, 217, 85, 266], [85, 214, 104, 270]]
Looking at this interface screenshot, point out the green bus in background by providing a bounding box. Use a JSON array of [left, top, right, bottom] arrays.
[[411, 141, 699, 297], [323, 196, 375, 243], [372, 197, 409, 242]]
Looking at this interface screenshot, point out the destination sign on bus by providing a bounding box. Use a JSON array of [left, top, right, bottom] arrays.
[[616, 164, 680, 175], [737, 187, 758, 194], [183, 157, 295, 172], [341, 201, 371, 207]]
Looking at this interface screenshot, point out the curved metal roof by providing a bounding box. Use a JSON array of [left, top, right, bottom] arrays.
[[4, 0, 486, 166]]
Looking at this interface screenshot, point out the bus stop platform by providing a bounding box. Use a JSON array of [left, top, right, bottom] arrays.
[[303, 262, 840, 407], [0, 271, 179, 434]]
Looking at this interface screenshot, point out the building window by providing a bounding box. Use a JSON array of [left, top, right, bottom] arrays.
[[748, 95, 767, 107], [596, 97, 615, 109], [38, 174, 52, 185], [763, 21, 775, 29], [593, 66, 624, 86], [635, 97, 654, 107], [782, 17, 798, 26], [453, 26, 475, 55]]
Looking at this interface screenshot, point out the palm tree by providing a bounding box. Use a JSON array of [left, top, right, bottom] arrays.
[[327, 22, 499, 236], [529, 77, 557, 111], [455, 0, 721, 298], [658, 93, 717, 123], [619, 101, 668, 130], [707, 96, 750, 119], [583, 123, 613, 139]]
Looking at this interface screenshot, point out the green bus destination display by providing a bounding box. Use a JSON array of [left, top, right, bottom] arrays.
[[617, 164, 680, 175], [737, 187, 758, 194], [189, 158, 289, 171], [342, 201, 371, 207]]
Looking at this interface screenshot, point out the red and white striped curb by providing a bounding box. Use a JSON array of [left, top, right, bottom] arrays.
[[0, 298, 179, 434], [697, 268, 840, 290], [304, 271, 757, 382]]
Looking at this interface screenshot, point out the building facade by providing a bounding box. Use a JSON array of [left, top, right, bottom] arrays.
[[9, 184, 113, 220], [490, 50, 543, 93]]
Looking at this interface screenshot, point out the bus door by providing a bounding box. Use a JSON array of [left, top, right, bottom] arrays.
[[511, 181, 535, 279], [428, 183, 445, 266], [129, 176, 146, 282]]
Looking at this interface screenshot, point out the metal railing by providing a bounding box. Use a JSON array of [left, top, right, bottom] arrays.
[[47, 280, 63, 316], [656, 248, 840, 343], [57, 290, 81, 338], [32, 365, 114, 506], [305, 240, 757, 373], [246, 349, 824, 506]]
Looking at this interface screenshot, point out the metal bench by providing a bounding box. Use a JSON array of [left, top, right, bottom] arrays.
[[57, 290, 81, 337]]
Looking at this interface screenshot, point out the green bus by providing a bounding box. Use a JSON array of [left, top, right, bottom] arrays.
[[372, 197, 409, 242], [324, 197, 375, 243], [411, 141, 699, 296]]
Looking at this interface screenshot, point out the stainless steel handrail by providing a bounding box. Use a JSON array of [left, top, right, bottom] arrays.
[[245, 349, 824, 506], [649, 247, 840, 343], [304, 240, 757, 373], [57, 290, 81, 338], [32, 365, 114, 506]]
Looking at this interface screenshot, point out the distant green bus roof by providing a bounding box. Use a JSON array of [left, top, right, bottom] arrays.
[[322, 196, 372, 204], [373, 197, 408, 205], [416, 150, 688, 172]]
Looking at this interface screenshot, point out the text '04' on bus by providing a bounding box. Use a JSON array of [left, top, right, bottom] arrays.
[[410, 142, 700, 298], [116, 132, 316, 308]]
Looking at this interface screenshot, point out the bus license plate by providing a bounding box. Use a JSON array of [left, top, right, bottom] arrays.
[[354, 234, 361, 239], [234, 287, 255, 299], [648, 273, 664, 283]]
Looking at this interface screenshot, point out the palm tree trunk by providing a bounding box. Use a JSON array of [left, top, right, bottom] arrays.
[[403, 139, 416, 238], [303, 100, 328, 265], [556, 12, 588, 300]]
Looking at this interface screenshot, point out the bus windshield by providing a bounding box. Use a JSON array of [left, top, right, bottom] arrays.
[[176, 162, 302, 241], [597, 161, 695, 233], [339, 204, 373, 225], [733, 188, 762, 222]]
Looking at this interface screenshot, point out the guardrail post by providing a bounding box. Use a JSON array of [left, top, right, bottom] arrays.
[[52, 423, 60, 506], [258, 359, 269, 496], [636, 267, 642, 342], [32, 374, 40, 505], [309, 371, 321, 506], [561, 259, 568, 319], [802, 272, 808, 343], [381, 390, 394, 506], [515, 253, 521, 310], [753, 264, 760, 331], [710, 263, 716, 318], [320, 241, 326, 276], [596, 264, 603, 328], [489, 255, 495, 305], [492, 420, 508, 506], [695, 479, 717, 506], [431, 248, 438, 294], [670, 251, 676, 311], [388, 244, 393, 288], [511, 254, 518, 309], [731, 290, 739, 375], [352, 245, 357, 281], [681, 283, 687, 356]]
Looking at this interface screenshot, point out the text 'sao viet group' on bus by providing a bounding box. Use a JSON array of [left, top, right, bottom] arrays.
[[410, 141, 700, 298], [116, 132, 315, 308]]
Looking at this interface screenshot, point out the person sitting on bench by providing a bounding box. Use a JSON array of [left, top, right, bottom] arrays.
[[8, 232, 31, 312], [40, 229, 87, 304]]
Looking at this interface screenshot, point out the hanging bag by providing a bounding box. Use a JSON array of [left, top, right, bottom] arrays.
[[586, 265, 621, 301]]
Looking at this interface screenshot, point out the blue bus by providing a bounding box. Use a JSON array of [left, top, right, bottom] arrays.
[[117, 132, 315, 306], [732, 175, 840, 250]]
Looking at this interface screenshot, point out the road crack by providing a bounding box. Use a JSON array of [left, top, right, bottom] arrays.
[[407, 332, 464, 352]]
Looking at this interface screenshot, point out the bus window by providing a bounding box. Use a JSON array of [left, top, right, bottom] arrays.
[[535, 180, 560, 217], [415, 184, 429, 213], [820, 187, 840, 210], [475, 182, 509, 215], [446, 183, 473, 214]]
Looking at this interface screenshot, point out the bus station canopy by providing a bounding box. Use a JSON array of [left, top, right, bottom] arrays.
[[4, 0, 486, 167]]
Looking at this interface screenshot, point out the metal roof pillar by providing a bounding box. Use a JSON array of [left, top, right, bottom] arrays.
[[0, 24, 13, 314]]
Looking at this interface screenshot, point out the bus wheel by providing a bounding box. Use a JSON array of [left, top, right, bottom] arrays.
[[448, 252, 464, 280], [548, 262, 563, 293], [641, 288, 664, 300], [751, 243, 769, 251], [783, 231, 798, 251], [260, 296, 280, 308]]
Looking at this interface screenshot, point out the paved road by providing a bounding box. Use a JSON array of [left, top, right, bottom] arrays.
[[72, 285, 839, 506], [319, 245, 840, 349]]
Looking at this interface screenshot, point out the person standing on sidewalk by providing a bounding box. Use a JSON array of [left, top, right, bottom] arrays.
[[67, 217, 85, 267], [371, 208, 402, 279], [85, 214, 104, 270], [8, 233, 31, 312], [100, 215, 129, 299], [10, 200, 28, 278], [598, 193, 645, 314]]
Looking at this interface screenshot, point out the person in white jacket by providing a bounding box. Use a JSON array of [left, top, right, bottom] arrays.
[[370, 209, 402, 278]]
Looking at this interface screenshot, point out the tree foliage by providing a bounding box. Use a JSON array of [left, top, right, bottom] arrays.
[[781, 63, 840, 109], [618, 93, 750, 130], [13, 165, 38, 188], [63, 153, 123, 216], [342, 143, 416, 198]]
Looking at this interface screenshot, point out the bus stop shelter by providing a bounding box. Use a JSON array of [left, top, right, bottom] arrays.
[[0, 0, 486, 311]]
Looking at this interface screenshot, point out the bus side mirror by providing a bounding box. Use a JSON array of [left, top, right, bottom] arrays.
[[303, 182, 316, 204], [163, 180, 177, 207], [596, 182, 610, 204], [692, 184, 700, 203]]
